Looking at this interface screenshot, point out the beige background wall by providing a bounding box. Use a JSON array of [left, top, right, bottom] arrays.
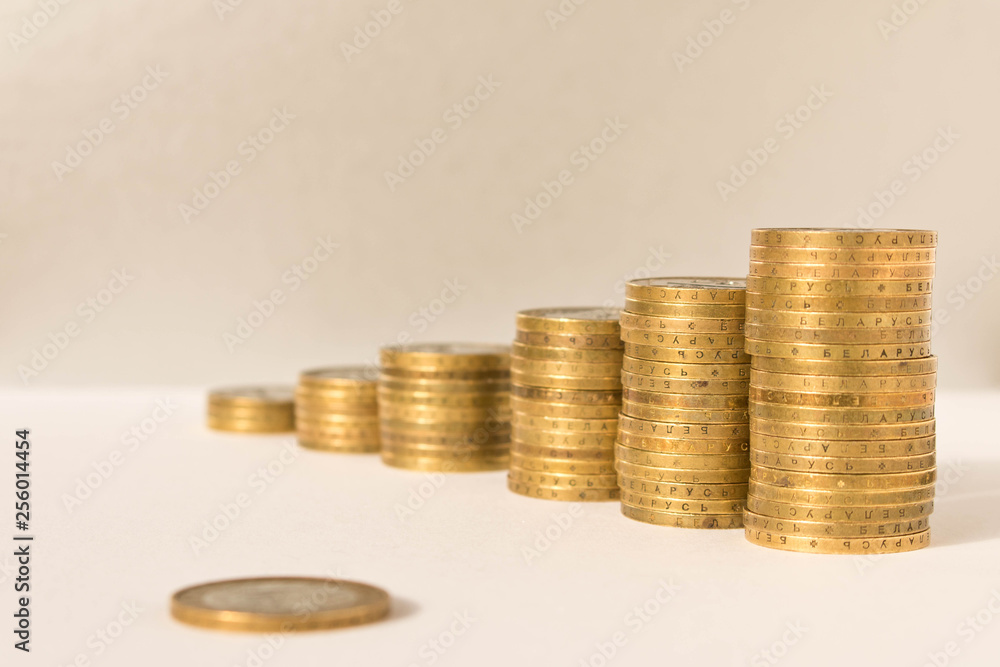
[[2, 0, 998, 389]]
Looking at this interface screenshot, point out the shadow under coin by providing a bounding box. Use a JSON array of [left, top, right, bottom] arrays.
[[385, 596, 420, 622], [930, 458, 1000, 548]]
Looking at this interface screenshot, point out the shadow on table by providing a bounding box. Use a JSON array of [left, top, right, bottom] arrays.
[[931, 458, 1000, 548], [386, 597, 420, 622]]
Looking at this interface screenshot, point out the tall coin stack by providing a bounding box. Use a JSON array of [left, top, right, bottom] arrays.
[[508, 308, 623, 502], [378, 344, 512, 472], [207, 386, 296, 433], [744, 228, 937, 555], [295, 368, 380, 453], [617, 279, 751, 528]]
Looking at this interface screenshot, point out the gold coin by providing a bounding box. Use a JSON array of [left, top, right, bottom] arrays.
[[743, 509, 929, 538], [748, 479, 936, 506], [618, 312, 746, 334], [746, 293, 933, 312], [622, 401, 748, 424], [380, 343, 510, 370], [617, 430, 748, 455], [620, 504, 743, 529], [619, 478, 747, 500], [622, 372, 750, 395], [510, 453, 616, 475], [750, 228, 937, 249], [292, 411, 379, 424], [507, 478, 620, 501], [748, 261, 935, 280], [510, 356, 622, 378], [208, 405, 296, 422], [615, 443, 749, 470], [746, 276, 932, 296], [514, 330, 624, 350], [749, 386, 934, 408], [378, 377, 510, 394], [745, 495, 934, 522], [508, 465, 617, 488], [512, 414, 619, 434], [617, 463, 750, 485], [746, 340, 932, 361], [750, 355, 937, 376], [621, 387, 748, 410], [512, 426, 616, 449], [750, 450, 935, 474], [623, 343, 749, 364], [511, 369, 621, 391], [376, 388, 508, 407], [749, 403, 935, 425], [750, 433, 935, 457], [624, 299, 745, 319], [382, 452, 509, 472], [170, 577, 390, 632], [380, 430, 510, 447], [620, 328, 746, 348], [749, 245, 936, 264], [745, 308, 933, 329], [295, 399, 378, 415], [618, 488, 745, 514], [380, 367, 510, 381], [380, 418, 510, 434], [744, 527, 930, 554], [208, 417, 295, 433], [515, 307, 621, 334], [511, 441, 614, 461], [299, 439, 380, 454], [297, 424, 380, 440], [511, 384, 622, 405], [618, 415, 750, 440], [377, 404, 510, 422], [750, 417, 935, 441], [382, 443, 510, 459], [749, 369, 937, 393], [298, 366, 379, 388], [622, 357, 749, 379], [750, 467, 936, 490], [624, 277, 746, 304], [510, 342, 624, 363], [510, 396, 620, 419], [207, 386, 295, 407], [745, 323, 931, 345]]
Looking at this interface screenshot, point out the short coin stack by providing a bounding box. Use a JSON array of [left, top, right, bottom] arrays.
[[207, 386, 296, 433], [744, 228, 937, 554], [295, 368, 380, 453], [508, 308, 623, 501], [617, 279, 751, 528], [378, 343, 512, 472]]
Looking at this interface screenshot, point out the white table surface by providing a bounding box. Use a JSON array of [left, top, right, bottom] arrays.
[[5, 388, 1000, 667]]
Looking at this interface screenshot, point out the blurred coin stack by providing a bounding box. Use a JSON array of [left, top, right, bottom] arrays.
[[508, 308, 623, 501], [378, 344, 512, 472], [744, 228, 937, 555], [207, 386, 295, 433], [295, 368, 380, 453], [617, 279, 751, 528]]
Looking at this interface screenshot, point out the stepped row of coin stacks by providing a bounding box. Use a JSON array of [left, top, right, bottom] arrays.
[[616, 279, 751, 528], [507, 308, 623, 501], [378, 344, 512, 471], [295, 368, 380, 452], [743, 228, 937, 554], [207, 387, 296, 433]]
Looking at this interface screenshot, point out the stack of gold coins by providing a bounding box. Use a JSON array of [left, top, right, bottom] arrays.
[[744, 228, 937, 555], [617, 279, 750, 528], [378, 343, 512, 472], [295, 368, 380, 453], [508, 308, 623, 502], [207, 386, 295, 433]]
